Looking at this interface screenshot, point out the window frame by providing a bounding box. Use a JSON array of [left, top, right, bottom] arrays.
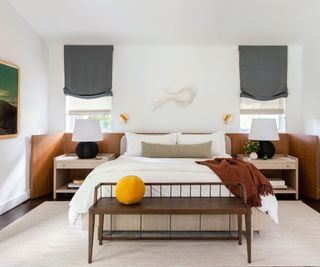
[[240, 98, 286, 133], [65, 95, 112, 133]]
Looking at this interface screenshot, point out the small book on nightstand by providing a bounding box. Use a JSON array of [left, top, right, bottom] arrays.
[[67, 179, 85, 189], [268, 178, 288, 190], [67, 182, 81, 189]]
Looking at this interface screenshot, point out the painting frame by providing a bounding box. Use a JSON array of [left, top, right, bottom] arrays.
[[0, 60, 20, 139]]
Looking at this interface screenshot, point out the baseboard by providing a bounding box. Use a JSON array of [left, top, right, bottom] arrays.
[[0, 190, 30, 215]]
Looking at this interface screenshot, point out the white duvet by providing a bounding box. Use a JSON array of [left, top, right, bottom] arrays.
[[69, 155, 278, 224]]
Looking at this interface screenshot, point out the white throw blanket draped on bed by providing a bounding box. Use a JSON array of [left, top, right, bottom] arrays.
[[69, 156, 278, 224]]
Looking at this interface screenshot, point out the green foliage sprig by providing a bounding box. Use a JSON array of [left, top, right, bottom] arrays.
[[243, 140, 260, 154]]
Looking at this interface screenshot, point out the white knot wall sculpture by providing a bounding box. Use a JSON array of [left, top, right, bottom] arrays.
[[152, 86, 198, 111]]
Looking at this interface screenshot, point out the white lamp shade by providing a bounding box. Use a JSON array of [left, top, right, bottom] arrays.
[[249, 118, 279, 141], [72, 119, 103, 142]]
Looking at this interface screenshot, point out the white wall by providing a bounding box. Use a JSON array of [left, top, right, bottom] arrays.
[[113, 46, 240, 133], [48, 45, 303, 134], [301, 43, 320, 135], [0, 1, 49, 214], [48, 44, 65, 132], [286, 46, 303, 133]]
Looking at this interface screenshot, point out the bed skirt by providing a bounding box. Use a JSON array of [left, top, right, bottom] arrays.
[[77, 208, 262, 231]]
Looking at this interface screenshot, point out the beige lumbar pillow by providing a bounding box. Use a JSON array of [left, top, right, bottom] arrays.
[[141, 141, 212, 158]]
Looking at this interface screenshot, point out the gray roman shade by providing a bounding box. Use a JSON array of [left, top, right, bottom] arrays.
[[239, 46, 288, 100], [64, 45, 113, 99]]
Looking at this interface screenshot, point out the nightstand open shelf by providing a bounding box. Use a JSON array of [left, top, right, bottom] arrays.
[[53, 153, 116, 199], [273, 187, 296, 194], [237, 154, 299, 199], [56, 184, 78, 194]]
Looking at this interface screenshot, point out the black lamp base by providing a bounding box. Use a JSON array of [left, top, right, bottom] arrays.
[[75, 142, 99, 159], [257, 141, 275, 159]]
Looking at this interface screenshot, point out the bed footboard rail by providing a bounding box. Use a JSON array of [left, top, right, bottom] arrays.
[[94, 182, 247, 205]]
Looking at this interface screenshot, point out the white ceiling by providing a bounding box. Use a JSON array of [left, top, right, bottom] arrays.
[[8, 0, 320, 45]]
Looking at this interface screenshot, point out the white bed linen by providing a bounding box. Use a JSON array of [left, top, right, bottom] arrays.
[[69, 155, 278, 224]]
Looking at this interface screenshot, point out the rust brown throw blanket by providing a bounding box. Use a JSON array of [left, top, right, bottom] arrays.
[[196, 158, 273, 207]]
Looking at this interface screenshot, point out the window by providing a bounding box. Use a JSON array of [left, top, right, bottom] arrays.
[[240, 98, 285, 132], [66, 96, 112, 132]]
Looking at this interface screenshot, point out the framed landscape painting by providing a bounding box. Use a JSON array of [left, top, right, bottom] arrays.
[[0, 60, 19, 138]]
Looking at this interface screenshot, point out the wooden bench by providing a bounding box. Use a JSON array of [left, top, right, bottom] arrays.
[[88, 182, 252, 263]]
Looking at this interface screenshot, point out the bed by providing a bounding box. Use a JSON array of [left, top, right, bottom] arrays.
[[69, 133, 278, 231]]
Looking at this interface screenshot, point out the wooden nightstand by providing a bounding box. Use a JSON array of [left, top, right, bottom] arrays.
[[53, 153, 115, 199], [237, 154, 299, 199]]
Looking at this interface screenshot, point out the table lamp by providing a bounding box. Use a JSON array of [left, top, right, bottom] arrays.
[[72, 119, 103, 159], [249, 118, 279, 159]]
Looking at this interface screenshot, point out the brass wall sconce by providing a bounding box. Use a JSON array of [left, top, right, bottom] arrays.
[[119, 113, 128, 124], [223, 113, 232, 124]]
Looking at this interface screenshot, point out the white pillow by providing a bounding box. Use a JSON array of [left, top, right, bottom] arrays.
[[177, 131, 226, 156], [125, 132, 177, 156]]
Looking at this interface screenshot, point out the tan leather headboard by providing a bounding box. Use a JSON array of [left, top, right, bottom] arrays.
[[120, 134, 232, 155]]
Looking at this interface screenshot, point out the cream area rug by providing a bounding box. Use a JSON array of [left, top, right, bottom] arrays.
[[0, 201, 320, 267]]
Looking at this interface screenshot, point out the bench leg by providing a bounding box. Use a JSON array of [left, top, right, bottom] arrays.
[[88, 212, 95, 264], [237, 214, 242, 245], [245, 213, 252, 263], [98, 214, 104, 245]]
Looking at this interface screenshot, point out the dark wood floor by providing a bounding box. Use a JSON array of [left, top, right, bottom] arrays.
[[300, 195, 320, 212], [0, 194, 319, 231], [0, 194, 71, 230]]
